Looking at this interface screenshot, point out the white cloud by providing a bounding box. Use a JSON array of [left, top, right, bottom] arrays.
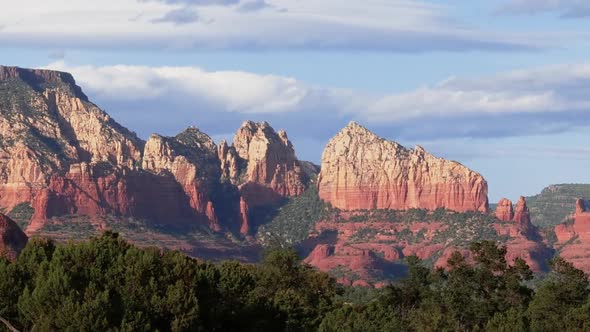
[[152, 8, 201, 24], [47, 61, 321, 113], [45, 61, 590, 143], [0, 0, 552, 51]]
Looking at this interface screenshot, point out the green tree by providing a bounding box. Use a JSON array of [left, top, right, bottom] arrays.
[[528, 257, 589, 332]]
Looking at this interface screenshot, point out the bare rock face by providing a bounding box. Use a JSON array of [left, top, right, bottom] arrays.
[[219, 121, 308, 234], [513, 196, 531, 224], [142, 128, 221, 230], [0, 67, 314, 237], [318, 122, 489, 212], [220, 121, 306, 202], [495, 197, 531, 224], [0, 66, 144, 232], [555, 199, 590, 272], [495, 198, 514, 221], [0, 214, 28, 260]]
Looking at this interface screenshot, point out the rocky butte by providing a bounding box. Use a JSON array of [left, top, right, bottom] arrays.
[[1, 65, 588, 285], [318, 121, 489, 212], [302, 123, 553, 285], [554, 199, 590, 271], [219, 120, 308, 234], [0, 66, 309, 238]]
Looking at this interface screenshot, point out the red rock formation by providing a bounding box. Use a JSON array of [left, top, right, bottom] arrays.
[[494, 197, 534, 236], [0, 214, 28, 260], [495, 198, 514, 221], [318, 122, 489, 212], [555, 199, 590, 272], [513, 196, 531, 224], [0, 67, 315, 238], [239, 198, 250, 235], [142, 129, 222, 230], [306, 195, 552, 285], [219, 121, 308, 234], [0, 66, 146, 232], [220, 121, 307, 203], [0, 66, 233, 234]]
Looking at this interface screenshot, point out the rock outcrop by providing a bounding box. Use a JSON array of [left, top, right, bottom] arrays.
[[0, 66, 313, 237], [513, 197, 531, 224], [219, 121, 307, 204], [305, 195, 552, 286], [318, 122, 489, 212], [555, 199, 590, 272], [0, 214, 28, 260], [495, 197, 531, 224], [0, 66, 147, 233], [142, 128, 221, 230], [495, 198, 514, 221], [218, 121, 308, 234]]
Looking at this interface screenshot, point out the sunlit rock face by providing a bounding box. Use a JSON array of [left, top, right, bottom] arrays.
[[219, 121, 308, 234], [555, 199, 590, 272], [142, 128, 222, 230], [318, 122, 489, 213]]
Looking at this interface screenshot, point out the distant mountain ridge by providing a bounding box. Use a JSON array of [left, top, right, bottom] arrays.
[[0, 65, 309, 240], [1, 65, 590, 286], [526, 184, 590, 227]]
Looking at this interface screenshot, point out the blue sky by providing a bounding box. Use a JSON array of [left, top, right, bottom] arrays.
[[2, 0, 590, 202]]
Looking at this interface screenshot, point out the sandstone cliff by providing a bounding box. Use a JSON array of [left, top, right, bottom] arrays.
[[0, 214, 27, 260], [0, 66, 314, 237], [218, 121, 308, 234], [554, 199, 590, 272], [495, 197, 531, 224], [495, 198, 514, 221], [142, 128, 221, 230], [318, 122, 489, 212], [219, 121, 307, 204], [0, 66, 147, 232]]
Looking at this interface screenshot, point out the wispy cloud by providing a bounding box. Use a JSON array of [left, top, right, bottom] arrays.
[[0, 0, 558, 52], [151, 8, 200, 24], [45, 61, 590, 144], [498, 0, 590, 18], [237, 0, 270, 13], [141, 0, 239, 5]]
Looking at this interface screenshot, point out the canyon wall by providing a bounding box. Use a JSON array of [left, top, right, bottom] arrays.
[[318, 122, 489, 212]]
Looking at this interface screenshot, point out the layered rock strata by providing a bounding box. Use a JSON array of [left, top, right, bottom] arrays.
[[554, 199, 590, 271], [318, 122, 489, 212], [219, 121, 308, 234]]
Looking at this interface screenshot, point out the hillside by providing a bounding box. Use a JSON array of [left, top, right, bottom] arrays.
[[526, 184, 590, 227]]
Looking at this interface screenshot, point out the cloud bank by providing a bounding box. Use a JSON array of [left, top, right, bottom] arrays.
[[0, 0, 552, 52], [45, 61, 590, 148]]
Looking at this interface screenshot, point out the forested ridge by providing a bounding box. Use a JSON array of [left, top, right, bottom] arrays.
[[0, 233, 588, 331]]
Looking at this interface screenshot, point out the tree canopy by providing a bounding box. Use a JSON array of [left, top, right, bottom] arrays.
[[0, 234, 587, 331]]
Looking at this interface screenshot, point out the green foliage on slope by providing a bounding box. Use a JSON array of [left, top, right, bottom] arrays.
[[526, 184, 590, 227], [7, 202, 34, 230], [256, 186, 329, 246], [320, 244, 590, 332]]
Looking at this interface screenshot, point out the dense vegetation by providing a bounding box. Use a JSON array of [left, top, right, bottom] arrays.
[[7, 203, 34, 230], [0, 233, 338, 331], [0, 234, 588, 331], [526, 184, 590, 227], [255, 186, 328, 246]]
